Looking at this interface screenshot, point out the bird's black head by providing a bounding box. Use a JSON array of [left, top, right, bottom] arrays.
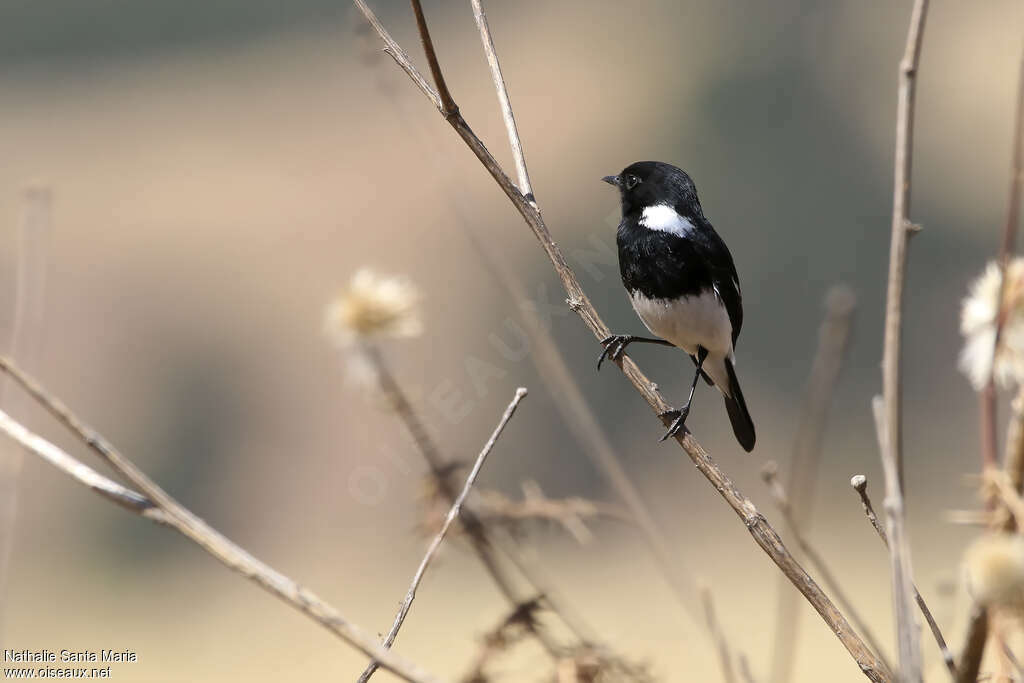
[[602, 161, 702, 219]]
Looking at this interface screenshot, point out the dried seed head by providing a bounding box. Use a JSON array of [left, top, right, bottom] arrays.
[[325, 268, 423, 346], [964, 533, 1024, 611], [960, 259, 1024, 390]]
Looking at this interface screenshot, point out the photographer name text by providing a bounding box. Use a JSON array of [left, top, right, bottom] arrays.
[[4, 651, 136, 664]]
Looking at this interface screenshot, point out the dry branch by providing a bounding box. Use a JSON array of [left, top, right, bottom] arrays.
[[362, 345, 566, 658], [0, 357, 444, 683], [470, 0, 535, 206], [472, 482, 633, 545], [351, 1, 893, 679], [851, 475, 955, 677], [877, 0, 929, 675], [872, 395, 922, 682], [358, 388, 528, 683]]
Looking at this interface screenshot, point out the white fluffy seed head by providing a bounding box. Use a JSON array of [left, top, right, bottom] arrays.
[[325, 268, 423, 346], [959, 259, 1024, 390], [964, 534, 1024, 611]]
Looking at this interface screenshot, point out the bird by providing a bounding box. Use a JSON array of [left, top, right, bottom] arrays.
[[598, 160, 755, 452]]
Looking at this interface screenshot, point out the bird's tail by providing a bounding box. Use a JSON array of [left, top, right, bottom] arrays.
[[723, 359, 755, 452]]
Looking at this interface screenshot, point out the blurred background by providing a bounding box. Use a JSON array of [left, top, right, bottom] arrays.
[[0, 0, 1021, 680]]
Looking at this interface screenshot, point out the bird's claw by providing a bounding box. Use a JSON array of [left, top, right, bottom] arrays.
[[658, 408, 691, 441], [597, 334, 632, 370]]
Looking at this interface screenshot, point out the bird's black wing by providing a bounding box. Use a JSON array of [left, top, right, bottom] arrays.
[[692, 220, 744, 347]]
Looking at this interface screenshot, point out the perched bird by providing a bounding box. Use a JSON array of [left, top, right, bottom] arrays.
[[599, 161, 755, 452]]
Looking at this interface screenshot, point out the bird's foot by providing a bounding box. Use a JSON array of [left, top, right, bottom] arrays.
[[658, 407, 691, 441], [597, 334, 635, 370]]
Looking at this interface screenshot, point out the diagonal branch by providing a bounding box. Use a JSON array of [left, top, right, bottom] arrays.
[[352, 2, 893, 680], [357, 388, 528, 683], [0, 358, 444, 683], [0, 408, 162, 519]]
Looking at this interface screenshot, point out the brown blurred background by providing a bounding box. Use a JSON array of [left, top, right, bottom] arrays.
[[0, 0, 1022, 680]]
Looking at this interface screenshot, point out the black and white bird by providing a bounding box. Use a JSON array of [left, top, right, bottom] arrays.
[[599, 161, 755, 452]]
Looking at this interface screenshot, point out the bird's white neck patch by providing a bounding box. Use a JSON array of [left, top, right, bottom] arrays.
[[639, 204, 695, 238]]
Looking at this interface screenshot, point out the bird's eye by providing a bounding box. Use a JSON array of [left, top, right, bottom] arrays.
[[624, 174, 640, 190]]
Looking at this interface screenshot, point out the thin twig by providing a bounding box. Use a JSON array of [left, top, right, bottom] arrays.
[[762, 462, 893, 675], [879, 0, 930, 672], [357, 388, 528, 683], [0, 408, 161, 518], [473, 483, 634, 545], [353, 2, 894, 679], [700, 584, 737, 683], [363, 345, 564, 658], [469, 0, 535, 206], [872, 395, 922, 682], [409, 0, 457, 117], [985, 469, 1024, 532], [1005, 387, 1024, 498], [881, 0, 929, 490], [0, 358, 444, 683], [770, 286, 856, 683], [851, 475, 955, 677]]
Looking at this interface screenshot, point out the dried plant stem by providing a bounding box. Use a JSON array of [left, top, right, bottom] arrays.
[[851, 475, 955, 677], [872, 395, 922, 682], [363, 346, 562, 657], [700, 584, 737, 683], [876, 6, 930, 675], [357, 388, 528, 683], [958, 605, 989, 683], [352, 2, 893, 680], [1005, 388, 1024, 496], [470, 0, 535, 206], [762, 462, 892, 675], [881, 0, 928, 490], [770, 286, 856, 683], [0, 357, 443, 683]]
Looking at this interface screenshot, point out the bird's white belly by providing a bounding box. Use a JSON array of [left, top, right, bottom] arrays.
[[629, 289, 733, 358]]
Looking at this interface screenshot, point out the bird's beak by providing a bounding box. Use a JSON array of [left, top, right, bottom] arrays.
[[602, 175, 620, 186]]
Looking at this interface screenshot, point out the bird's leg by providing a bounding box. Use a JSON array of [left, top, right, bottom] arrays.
[[596, 335, 674, 370], [659, 346, 708, 441]]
